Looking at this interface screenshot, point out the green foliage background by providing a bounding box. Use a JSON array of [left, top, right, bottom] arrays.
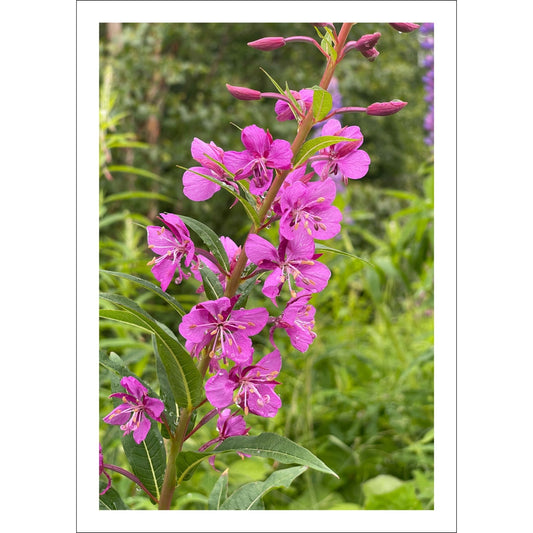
[[99, 22, 434, 510]]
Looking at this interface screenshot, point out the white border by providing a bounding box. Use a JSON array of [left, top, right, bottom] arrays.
[[78, 2, 456, 532]]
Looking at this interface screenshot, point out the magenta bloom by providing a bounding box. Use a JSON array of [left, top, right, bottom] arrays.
[[274, 89, 314, 121], [182, 138, 237, 201], [103, 376, 165, 444], [199, 408, 250, 460], [245, 233, 331, 305], [278, 178, 342, 241], [272, 293, 317, 352], [178, 296, 269, 364], [147, 213, 196, 291], [205, 349, 282, 418], [224, 124, 293, 195], [310, 119, 371, 184]]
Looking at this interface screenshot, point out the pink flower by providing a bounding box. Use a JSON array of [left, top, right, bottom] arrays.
[[178, 296, 269, 365], [271, 293, 317, 352], [224, 125, 293, 195], [278, 178, 342, 241], [198, 408, 250, 468], [245, 233, 331, 305], [182, 138, 237, 201], [103, 377, 165, 444], [310, 119, 371, 184], [205, 349, 282, 418], [146, 213, 196, 291], [274, 89, 314, 121]]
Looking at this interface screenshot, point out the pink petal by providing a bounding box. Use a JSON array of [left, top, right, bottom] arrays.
[[245, 234, 279, 266], [183, 166, 221, 201], [205, 370, 235, 408]]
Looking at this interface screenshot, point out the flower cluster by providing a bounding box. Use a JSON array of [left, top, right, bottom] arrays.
[[102, 24, 414, 477], [419, 23, 434, 148]]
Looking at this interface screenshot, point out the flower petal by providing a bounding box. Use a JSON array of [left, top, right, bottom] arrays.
[[205, 370, 235, 408], [183, 166, 221, 201]]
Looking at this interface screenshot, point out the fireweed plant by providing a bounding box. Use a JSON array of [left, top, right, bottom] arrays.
[[100, 22, 420, 511]]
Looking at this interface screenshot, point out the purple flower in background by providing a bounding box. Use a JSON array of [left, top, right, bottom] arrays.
[[179, 296, 269, 364], [278, 178, 342, 241], [103, 376, 165, 444], [147, 213, 196, 291], [419, 23, 434, 148], [182, 138, 237, 201], [205, 349, 282, 417], [310, 119, 371, 184], [274, 89, 314, 121], [224, 125, 293, 195], [245, 233, 331, 305], [99, 444, 112, 495], [271, 293, 317, 352]]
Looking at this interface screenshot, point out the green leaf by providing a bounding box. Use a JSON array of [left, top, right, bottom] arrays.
[[215, 433, 338, 478], [207, 468, 229, 510], [100, 270, 185, 316], [178, 215, 230, 273], [175, 433, 337, 485], [220, 466, 307, 510], [312, 88, 333, 122], [99, 484, 128, 510], [99, 293, 203, 409], [106, 164, 164, 182], [199, 266, 224, 300], [104, 191, 177, 204], [293, 135, 361, 168], [153, 337, 178, 434], [314, 243, 374, 267], [176, 450, 212, 484], [121, 421, 166, 504], [177, 165, 260, 226]]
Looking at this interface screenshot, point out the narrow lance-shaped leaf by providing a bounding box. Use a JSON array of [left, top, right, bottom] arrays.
[[199, 266, 225, 300], [314, 242, 375, 267], [207, 468, 229, 510], [293, 135, 361, 168], [99, 293, 203, 409], [311, 87, 333, 122], [175, 432, 338, 483], [177, 165, 260, 227], [100, 269, 185, 316], [178, 215, 230, 274], [121, 422, 166, 503], [220, 466, 307, 510]]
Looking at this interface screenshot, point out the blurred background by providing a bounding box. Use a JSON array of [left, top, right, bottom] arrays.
[[99, 22, 434, 510]]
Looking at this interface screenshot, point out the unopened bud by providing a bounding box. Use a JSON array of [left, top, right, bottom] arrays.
[[349, 32, 381, 61], [355, 32, 381, 50], [247, 37, 286, 51], [366, 100, 408, 116], [389, 23, 420, 33], [226, 84, 262, 101]]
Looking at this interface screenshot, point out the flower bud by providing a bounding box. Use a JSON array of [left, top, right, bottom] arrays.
[[350, 32, 381, 61], [247, 37, 286, 51], [355, 32, 381, 50], [366, 100, 408, 116], [389, 23, 420, 33], [226, 84, 262, 101]]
